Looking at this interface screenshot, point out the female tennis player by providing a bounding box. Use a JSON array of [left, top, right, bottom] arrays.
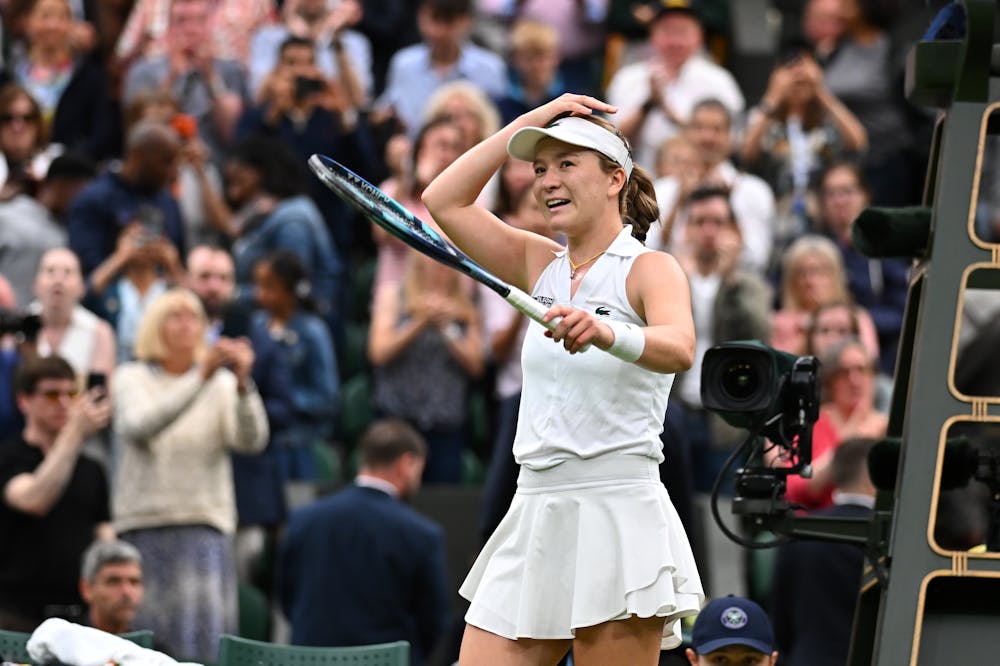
[[423, 93, 704, 665]]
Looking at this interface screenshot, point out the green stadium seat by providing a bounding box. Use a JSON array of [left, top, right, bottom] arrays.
[[0, 628, 32, 663], [216, 635, 409, 665], [340, 321, 370, 382], [466, 384, 491, 457], [119, 629, 155, 648], [337, 373, 374, 449], [237, 583, 271, 642], [347, 257, 377, 323], [461, 449, 486, 486], [0, 627, 154, 663], [312, 440, 343, 490], [747, 530, 779, 611]]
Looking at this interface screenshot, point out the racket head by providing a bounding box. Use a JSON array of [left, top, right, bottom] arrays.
[[308, 154, 507, 293], [310, 155, 599, 351]]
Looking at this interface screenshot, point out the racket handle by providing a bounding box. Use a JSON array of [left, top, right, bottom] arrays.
[[504, 286, 592, 353]]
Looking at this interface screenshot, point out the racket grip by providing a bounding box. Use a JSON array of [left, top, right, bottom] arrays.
[[504, 286, 591, 352]]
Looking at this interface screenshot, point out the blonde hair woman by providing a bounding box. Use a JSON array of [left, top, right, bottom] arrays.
[[112, 288, 267, 660], [771, 234, 878, 356], [423, 81, 503, 211], [423, 80, 502, 151]]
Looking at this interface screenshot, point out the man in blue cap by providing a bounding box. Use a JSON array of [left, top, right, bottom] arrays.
[[685, 595, 779, 665]]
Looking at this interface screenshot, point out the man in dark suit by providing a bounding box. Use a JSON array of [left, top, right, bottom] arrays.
[[771, 437, 878, 666], [278, 418, 449, 665]]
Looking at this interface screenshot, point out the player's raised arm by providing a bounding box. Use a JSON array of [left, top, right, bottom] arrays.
[[422, 94, 617, 292], [627, 251, 696, 373]]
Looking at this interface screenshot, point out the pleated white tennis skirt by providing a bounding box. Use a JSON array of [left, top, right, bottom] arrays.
[[461, 454, 704, 649]]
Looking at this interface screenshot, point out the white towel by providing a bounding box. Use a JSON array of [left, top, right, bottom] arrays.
[[26, 619, 203, 666]]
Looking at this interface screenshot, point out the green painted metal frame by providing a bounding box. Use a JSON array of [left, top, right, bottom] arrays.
[[850, 2, 1000, 664]]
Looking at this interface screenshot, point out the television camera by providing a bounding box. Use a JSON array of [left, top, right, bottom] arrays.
[[701, 340, 820, 519], [700, 341, 890, 553], [0, 307, 42, 341]]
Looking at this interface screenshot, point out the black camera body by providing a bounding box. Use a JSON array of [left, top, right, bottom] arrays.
[[294, 76, 325, 100], [702, 340, 819, 435], [0, 308, 42, 340], [701, 340, 821, 514], [699, 341, 886, 559], [219, 300, 252, 339]]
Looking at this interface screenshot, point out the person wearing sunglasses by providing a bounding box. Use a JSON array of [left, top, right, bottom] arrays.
[[0, 354, 112, 632], [0, 84, 60, 200], [8, 0, 118, 162]]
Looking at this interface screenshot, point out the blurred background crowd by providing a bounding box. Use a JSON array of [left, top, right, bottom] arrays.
[[0, 0, 958, 663]]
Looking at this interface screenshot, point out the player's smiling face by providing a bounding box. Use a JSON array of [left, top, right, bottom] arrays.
[[531, 139, 611, 233]]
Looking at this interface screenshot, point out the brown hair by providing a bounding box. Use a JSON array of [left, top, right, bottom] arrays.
[[0, 84, 46, 147], [805, 301, 861, 356], [359, 418, 428, 468], [410, 116, 463, 198], [690, 98, 732, 130], [819, 336, 873, 394], [819, 161, 870, 198], [123, 89, 181, 133], [7, 0, 69, 42], [421, 0, 472, 20], [14, 355, 75, 395], [564, 114, 659, 243], [829, 436, 876, 490], [771, 53, 826, 131], [684, 184, 737, 224], [495, 158, 526, 218]]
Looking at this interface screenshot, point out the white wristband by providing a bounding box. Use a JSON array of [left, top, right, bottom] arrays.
[[605, 320, 645, 362]]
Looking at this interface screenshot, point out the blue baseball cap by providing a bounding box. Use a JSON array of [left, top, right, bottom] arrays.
[[691, 596, 775, 655]]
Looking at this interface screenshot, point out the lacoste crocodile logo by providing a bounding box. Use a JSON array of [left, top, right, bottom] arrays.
[[595, 306, 611, 316]]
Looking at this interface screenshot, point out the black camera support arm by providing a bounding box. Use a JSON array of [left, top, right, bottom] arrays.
[[740, 498, 894, 589], [755, 509, 892, 550]]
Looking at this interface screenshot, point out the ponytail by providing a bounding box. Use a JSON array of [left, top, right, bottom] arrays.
[[621, 164, 659, 244], [569, 114, 659, 244]]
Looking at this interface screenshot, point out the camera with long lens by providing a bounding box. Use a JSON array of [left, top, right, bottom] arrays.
[[701, 340, 820, 515], [702, 340, 807, 427], [0, 307, 42, 341]]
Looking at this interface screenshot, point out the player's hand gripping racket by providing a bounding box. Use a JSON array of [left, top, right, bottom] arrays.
[[308, 154, 586, 346]]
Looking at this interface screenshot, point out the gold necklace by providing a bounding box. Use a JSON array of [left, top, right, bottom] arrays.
[[568, 250, 605, 279]]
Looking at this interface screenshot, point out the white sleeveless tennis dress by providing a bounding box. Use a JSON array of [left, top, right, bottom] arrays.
[[460, 228, 704, 649]]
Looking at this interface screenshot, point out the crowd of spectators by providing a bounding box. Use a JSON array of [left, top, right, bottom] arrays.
[[0, 0, 943, 662]]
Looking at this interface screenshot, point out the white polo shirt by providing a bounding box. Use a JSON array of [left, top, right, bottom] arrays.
[[513, 228, 675, 469]]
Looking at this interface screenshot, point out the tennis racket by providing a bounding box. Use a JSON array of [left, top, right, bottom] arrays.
[[308, 153, 569, 338]]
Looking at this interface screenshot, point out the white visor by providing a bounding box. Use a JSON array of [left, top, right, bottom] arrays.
[[507, 116, 634, 179]]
